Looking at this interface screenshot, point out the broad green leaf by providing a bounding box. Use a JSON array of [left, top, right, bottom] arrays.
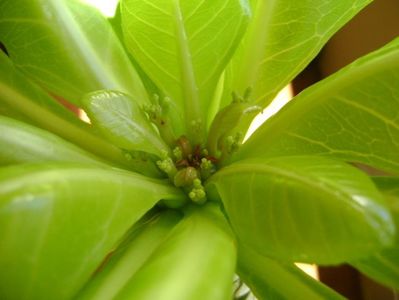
[[0, 163, 184, 300], [83, 90, 169, 157], [77, 210, 182, 300], [115, 203, 237, 300], [0, 0, 148, 105], [0, 116, 107, 166], [225, 0, 372, 109], [238, 245, 344, 300], [239, 38, 399, 175], [207, 156, 395, 264], [352, 177, 399, 290], [121, 0, 250, 140]]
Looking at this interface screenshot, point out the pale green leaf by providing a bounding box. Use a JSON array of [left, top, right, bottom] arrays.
[[77, 210, 182, 300], [225, 0, 372, 109], [0, 51, 81, 127], [238, 245, 344, 300], [208, 156, 395, 264], [352, 177, 399, 290], [121, 0, 250, 139], [0, 52, 161, 174], [0, 0, 148, 105], [115, 203, 237, 300], [83, 90, 169, 157], [239, 38, 399, 175], [0, 163, 184, 300], [0, 116, 107, 166]]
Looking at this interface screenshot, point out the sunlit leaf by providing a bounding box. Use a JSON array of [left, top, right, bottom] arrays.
[[0, 0, 148, 105], [208, 156, 395, 264], [239, 38, 399, 175], [224, 0, 372, 109], [121, 0, 250, 139]]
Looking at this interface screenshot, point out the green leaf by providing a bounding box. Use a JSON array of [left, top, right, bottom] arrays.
[[0, 163, 184, 300], [0, 116, 107, 166], [0, 52, 161, 174], [77, 210, 182, 300], [0, 0, 148, 105], [238, 245, 344, 300], [207, 156, 395, 264], [0, 51, 81, 127], [239, 38, 399, 175], [351, 177, 399, 290], [115, 203, 237, 300], [225, 0, 372, 109], [83, 90, 169, 157], [121, 0, 250, 140]]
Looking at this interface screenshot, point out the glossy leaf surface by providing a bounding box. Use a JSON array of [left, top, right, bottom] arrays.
[[224, 0, 372, 109], [0, 163, 184, 300], [238, 245, 344, 300], [0, 0, 148, 105], [121, 0, 250, 138], [83, 90, 169, 157], [77, 210, 182, 300], [0, 116, 106, 166], [239, 38, 399, 175], [115, 204, 237, 300], [208, 156, 395, 264], [352, 177, 399, 290]]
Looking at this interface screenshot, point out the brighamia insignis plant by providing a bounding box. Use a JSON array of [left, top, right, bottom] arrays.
[[0, 0, 398, 299]]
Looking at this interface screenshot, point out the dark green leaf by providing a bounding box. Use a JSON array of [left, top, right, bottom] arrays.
[[208, 156, 395, 264], [0, 163, 184, 300], [238, 245, 344, 300], [0, 0, 148, 105], [239, 38, 399, 175]]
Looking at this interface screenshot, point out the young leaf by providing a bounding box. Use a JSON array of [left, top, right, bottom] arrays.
[[0, 116, 107, 167], [0, 0, 148, 105], [76, 210, 182, 300], [120, 0, 250, 141], [239, 38, 399, 175], [238, 245, 344, 300], [224, 0, 372, 109], [114, 203, 237, 300], [351, 177, 399, 290], [0, 163, 184, 300], [83, 90, 170, 157], [207, 156, 395, 264]]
